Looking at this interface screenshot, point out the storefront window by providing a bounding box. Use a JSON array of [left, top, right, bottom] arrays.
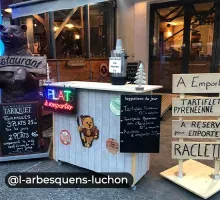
[[16, 1, 115, 58], [90, 2, 115, 58]]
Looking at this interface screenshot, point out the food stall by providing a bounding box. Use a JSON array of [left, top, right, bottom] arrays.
[[43, 81, 162, 188]]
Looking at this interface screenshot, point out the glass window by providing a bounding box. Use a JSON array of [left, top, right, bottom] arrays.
[[5, 1, 115, 58], [90, 2, 115, 58]]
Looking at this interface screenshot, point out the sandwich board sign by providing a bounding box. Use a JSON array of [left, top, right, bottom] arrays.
[[161, 73, 220, 199]]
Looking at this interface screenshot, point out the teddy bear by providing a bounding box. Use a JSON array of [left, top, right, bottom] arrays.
[[77, 115, 99, 148]]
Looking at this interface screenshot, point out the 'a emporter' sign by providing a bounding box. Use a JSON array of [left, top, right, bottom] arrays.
[[172, 98, 220, 116], [0, 56, 47, 74], [173, 73, 220, 93]]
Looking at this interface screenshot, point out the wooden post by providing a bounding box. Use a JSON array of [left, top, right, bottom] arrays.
[[80, 7, 85, 56], [26, 17, 34, 53], [45, 12, 56, 59], [178, 93, 185, 178], [182, 3, 192, 74], [213, 93, 220, 180], [84, 5, 91, 59]]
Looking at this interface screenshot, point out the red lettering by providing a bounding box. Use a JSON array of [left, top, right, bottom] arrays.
[[45, 101, 73, 111], [58, 91, 65, 101]]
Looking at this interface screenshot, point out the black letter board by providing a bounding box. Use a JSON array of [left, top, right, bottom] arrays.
[[120, 95, 161, 153], [0, 102, 40, 156], [127, 61, 140, 84]]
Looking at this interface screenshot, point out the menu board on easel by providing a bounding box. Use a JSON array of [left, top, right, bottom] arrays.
[[120, 95, 161, 153], [0, 102, 40, 156]]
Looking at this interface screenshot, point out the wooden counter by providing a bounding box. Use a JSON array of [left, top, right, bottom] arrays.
[[50, 81, 162, 187]]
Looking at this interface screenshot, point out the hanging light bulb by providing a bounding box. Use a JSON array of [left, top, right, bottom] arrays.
[[54, 26, 59, 31], [65, 24, 74, 29], [5, 8, 12, 13]]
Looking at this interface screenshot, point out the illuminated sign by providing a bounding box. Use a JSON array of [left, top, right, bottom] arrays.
[[43, 86, 77, 115]]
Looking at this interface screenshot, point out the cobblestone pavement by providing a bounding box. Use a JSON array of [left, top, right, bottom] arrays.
[[0, 111, 219, 200]]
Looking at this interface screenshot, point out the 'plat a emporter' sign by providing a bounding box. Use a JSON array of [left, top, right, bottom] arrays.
[[0, 56, 47, 74], [173, 73, 220, 93], [43, 86, 77, 115]]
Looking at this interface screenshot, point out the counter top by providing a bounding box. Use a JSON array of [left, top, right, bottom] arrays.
[[45, 81, 162, 93]]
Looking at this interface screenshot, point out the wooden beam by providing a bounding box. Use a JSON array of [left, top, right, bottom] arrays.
[[33, 14, 45, 25], [55, 8, 78, 39], [58, 11, 82, 28]]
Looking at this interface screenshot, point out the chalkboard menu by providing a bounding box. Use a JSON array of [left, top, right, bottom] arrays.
[[127, 61, 140, 83], [120, 95, 161, 153], [0, 102, 40, 156]]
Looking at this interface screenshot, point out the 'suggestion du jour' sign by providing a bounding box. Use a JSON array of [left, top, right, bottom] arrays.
[[43, 86, 77, 115], [0, 102, 40, 156], [120, 95, 161, 153], [0, 56, 47, 74]]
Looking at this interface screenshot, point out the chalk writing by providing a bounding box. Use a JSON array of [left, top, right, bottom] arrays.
[[0, 102, 40, 155], [120, 95, 161, 153]]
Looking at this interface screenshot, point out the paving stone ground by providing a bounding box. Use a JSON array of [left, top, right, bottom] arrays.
[[0, 111, 219, 200]]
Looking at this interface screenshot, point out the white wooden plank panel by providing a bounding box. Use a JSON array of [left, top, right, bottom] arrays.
[[94, 91, 103, 172], [172, 120, 220, 139], [172, 98, 220, 116], [80, 89, 90, 169], [109, 92, 119, 172], [69, 114, 77, 165], [173, 73, 220, 94], [101, 91, 110, 172], [48, 81, 162, 93]]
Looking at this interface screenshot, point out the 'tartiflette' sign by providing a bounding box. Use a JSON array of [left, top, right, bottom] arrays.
[[43, 86, 77, 114]]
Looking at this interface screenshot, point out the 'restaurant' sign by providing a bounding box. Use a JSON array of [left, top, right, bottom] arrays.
[[0, 56, 47, 74], [43, 86, 77, 115], [173, 73, 220, 93]]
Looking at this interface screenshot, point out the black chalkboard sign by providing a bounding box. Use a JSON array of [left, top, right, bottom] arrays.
[[120, 95, 161, 153], [127, 61, 140, 83], [0, 102, 40, 156]]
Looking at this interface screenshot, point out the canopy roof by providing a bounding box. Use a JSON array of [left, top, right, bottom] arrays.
[[9, 0, 108, 18]]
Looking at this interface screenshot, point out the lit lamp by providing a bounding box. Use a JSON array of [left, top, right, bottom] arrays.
[[75, 34, 80, 40], [4, 8, 12, 13], [65, 23, 74, 29], [54, 26, 59, 31], [167, 31, 172, 37]]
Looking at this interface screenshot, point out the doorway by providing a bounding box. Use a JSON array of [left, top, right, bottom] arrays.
[[149, 0, 218, 93]]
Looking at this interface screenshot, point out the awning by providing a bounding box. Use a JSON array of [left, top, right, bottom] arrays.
[[10, 0, 108, 19]]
